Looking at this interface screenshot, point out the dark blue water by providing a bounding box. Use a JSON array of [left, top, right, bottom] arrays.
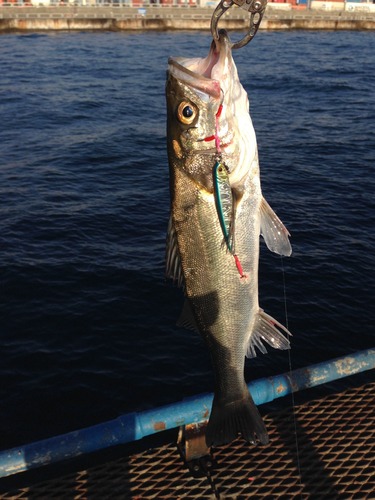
[[1, 30, 375, 454]]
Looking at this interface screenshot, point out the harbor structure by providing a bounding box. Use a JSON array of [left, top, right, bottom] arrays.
[[1, 2, 375, 30], [1, 0, 375, 10]]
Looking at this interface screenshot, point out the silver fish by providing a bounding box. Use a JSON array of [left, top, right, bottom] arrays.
[[166, 30, 292, 448]]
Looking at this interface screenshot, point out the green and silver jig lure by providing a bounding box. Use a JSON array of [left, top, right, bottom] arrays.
[[213, 161, 235, 254]]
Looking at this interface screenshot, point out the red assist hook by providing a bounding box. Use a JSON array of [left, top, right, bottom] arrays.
[[215, 104, 223, 154], [234, 254, 247, 279]]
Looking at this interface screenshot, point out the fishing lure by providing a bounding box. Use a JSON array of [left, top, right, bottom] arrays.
[[213, 160, 235, 254], [213, 97, 246, 278]]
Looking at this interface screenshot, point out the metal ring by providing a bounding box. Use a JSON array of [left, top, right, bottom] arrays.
[[211, 0, 267, 51], [210, 0, 234, 52]]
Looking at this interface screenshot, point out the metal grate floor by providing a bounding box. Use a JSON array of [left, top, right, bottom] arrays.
[[2, 382, 375, 499]]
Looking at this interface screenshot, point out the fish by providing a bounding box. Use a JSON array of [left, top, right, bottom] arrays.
[[165, 30, 292, 448]]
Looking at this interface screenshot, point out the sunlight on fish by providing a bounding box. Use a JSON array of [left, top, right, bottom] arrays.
[[165, 30, 292, 449]]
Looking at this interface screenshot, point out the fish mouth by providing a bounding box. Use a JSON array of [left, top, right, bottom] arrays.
[[169, 31, 234, 154], [167, 31, 231, 99]]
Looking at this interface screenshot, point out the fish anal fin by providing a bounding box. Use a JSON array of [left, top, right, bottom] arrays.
[[260, 197, 292, 257], [176, 299, 199, 333], [246, 308, 291, 359]]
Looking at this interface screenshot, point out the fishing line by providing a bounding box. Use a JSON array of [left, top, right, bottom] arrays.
[[281, 256, 303, 497], [214, 93, 246, 279]]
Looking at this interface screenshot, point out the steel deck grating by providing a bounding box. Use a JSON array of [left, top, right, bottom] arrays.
[[2, 382, 375, 499]]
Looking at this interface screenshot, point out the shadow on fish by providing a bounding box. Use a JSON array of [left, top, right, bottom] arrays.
[[166, 30, 292, 449]]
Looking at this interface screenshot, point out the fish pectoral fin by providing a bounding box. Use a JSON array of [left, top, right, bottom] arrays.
[[165, 213, 185, 288], [260, 197, 292, 257], [176, 299, 200, 332], [246, 309, 291, 359]]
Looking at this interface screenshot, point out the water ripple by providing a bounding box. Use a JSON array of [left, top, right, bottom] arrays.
[[0, 30, 374, 449]]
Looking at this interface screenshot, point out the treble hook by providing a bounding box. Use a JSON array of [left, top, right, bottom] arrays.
[[211, 0, 268, 52]]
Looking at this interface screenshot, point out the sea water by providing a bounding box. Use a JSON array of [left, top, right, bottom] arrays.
[[1, 30, 374, 454]]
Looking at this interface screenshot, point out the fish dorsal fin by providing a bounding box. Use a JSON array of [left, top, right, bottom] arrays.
[[176, 299, 199, 333], [246, 309, 291, 358], [260, 197, 292, 257], [166, 213, 185, 288]]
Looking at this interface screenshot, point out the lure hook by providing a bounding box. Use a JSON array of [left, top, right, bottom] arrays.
[[211, 0, 268, 51]]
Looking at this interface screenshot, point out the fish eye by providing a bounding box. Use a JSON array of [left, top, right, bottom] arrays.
[[177, 101, 197, 125]]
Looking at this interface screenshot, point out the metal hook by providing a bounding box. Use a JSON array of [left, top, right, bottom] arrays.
[[211, 0, 268, 51]]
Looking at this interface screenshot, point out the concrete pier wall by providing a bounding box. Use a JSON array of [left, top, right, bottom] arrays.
[[0, 6, 375, 31]]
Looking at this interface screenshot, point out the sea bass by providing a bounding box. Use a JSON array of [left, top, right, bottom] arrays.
[[165, 30, 292, 448]]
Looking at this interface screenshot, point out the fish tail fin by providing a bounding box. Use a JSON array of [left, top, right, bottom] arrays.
[[205, 389, 269, 448]]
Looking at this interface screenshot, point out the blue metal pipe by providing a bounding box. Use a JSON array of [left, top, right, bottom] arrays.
[[249, 347, 375, 405], [1, 348, 374, 478]]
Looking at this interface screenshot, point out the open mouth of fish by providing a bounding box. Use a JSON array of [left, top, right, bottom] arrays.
[[168, 31, 235, 153]]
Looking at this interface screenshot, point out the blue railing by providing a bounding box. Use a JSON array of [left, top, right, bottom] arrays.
[[0, 347, 374, 478]]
